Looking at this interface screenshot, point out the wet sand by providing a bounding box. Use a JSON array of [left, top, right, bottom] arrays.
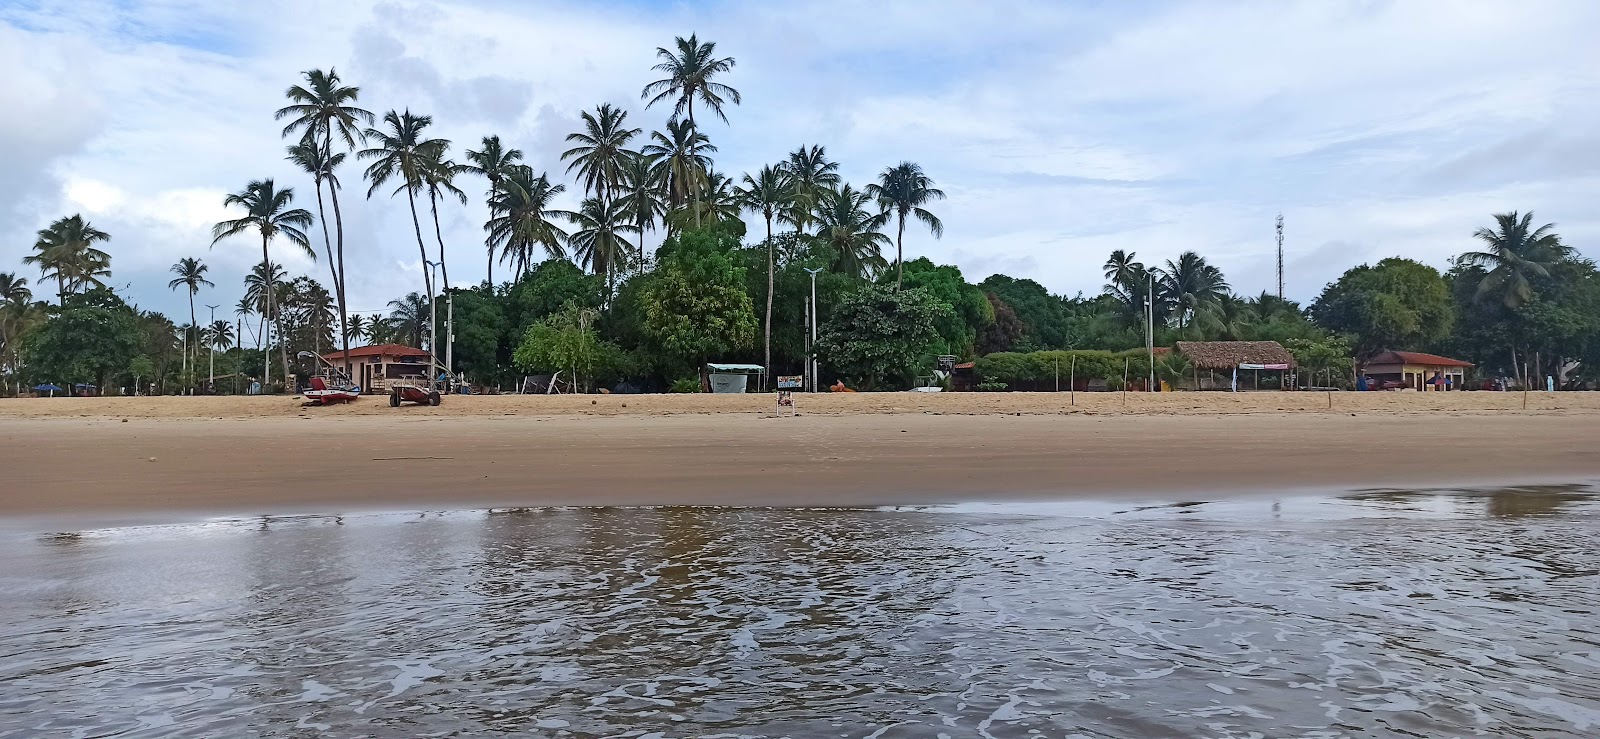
[[4, 393, 1599, 525]]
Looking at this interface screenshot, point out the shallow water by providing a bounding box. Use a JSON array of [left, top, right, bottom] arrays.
[[2, 488, 1599, 738]]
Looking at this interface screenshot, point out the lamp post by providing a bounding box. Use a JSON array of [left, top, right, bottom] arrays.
[[1146, 272, 1155, 391], [205, 303, 219, 392], [803, 268, 822, 393]]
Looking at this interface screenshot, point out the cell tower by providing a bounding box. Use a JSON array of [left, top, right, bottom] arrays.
[[1275, 213, 1285, 301]]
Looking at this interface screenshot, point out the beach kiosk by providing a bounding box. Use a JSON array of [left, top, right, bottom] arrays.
[[703, 363, 766, 393], [1175, 341, 1297, 391]]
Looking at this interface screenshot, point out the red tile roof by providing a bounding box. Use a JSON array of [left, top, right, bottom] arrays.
[[1366, 350, 1474, 368], [322, 343, 429, 361]]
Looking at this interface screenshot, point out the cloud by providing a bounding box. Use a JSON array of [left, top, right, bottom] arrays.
[[2, 0, 1598, 323]]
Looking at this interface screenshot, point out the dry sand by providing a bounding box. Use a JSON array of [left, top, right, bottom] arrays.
[[3, 391, 1598, 527]]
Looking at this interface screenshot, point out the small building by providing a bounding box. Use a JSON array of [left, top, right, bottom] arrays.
[[1175, 340, 1296, 391], [323, 344, 433, 393], [1362, 350, 1472, 391]]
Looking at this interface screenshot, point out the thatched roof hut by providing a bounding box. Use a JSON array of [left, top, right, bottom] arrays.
[[1175, 340, 1296, 370]]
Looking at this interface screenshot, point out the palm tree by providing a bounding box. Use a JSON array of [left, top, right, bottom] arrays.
[[276, 68, 372, 377], [360, 109, 448, 301], [346, 313, 367, 346], [207, 320, 236, 351], [285, 132, 346, 321], [24, 215, 111, 303], [813, 185, 891, 279], [486, 166, 570, 279], [1103, 250, 1144, 291], [1156, 251, 1229, 330], [642, 119, 715, 230], [167, 257, 213, 378], [464, 135, 525, 285], [212, 180, 313, 390], [0, 273, 35, 395], [866, 162, 945, 291], [419, 144, 469, 291], [736, 165, 794, 387], [617, 151, 666, 266], [0, 273, 29, 307], [364, 315, 391, 344], [387, 292, 430, 348], [566, 197, 640, 295], [562, 104, 641, 202], [781, 145, 840, 235], [1459, 211, 1570, 310], [234, 296, 258, 350], [640, 33, 740, 127]]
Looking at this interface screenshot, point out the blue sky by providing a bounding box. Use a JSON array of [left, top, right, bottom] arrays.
[[3, 0, 1598, 321]]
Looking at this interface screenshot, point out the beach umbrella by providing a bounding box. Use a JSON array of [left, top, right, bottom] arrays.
[[33, 384, 64, 396]]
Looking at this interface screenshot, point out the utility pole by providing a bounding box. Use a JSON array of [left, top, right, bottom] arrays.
[[804, 268, 822, 392], [803, 298, 811, 393], [425, 260, 439, 361], [1276, 213, 1285, 301], [445, 290, 455, 384], [236, 317, 242, 395], [205, 304, 219, 392], [1146, 272, 1155, 391]]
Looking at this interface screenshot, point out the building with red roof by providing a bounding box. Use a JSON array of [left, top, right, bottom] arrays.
[[322, 344, 432, 393], [1362, 350, 1473, 391]]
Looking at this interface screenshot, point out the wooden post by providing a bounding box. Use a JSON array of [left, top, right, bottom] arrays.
[[1055, 357, 1060, 393], [1122, 358, 1129, 404], [1070, 355, 1076, 406], [1523, 363, 1529, 409]]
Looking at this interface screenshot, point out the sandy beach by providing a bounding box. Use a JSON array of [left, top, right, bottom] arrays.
[[3, 392, 1598, 525]]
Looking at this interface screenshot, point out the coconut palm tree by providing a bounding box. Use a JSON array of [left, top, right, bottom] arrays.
[[387, 292, 430, 349], [640, 34, 740, 127], [865, 162, 945, 291], [780, 145, 840, 235], [464, 135, 525, 285], [419, 144, 469, 291], [360, 109, 448, 300], [1459, 211, 1570, 310], [212, 180, 313, 390], [1103, 250, 1144, 291], [813, 184, 891, 279], [617, 150, 666, 266], [167, 257, 213, 378], [206, 320, 236, 352], [485, 167, 571, 280], [1156, 251, 1229, 330], [642, 119, 715, 230], [736, 165, 794, 387], [364, 315, 391, 344], [285, 132, 345, 314], [566, 197, 639, 295], [561, 104, 641, 202], [0, 273, 35, 395], [24, 215, 111, 303], [276, 68, 372, 376]]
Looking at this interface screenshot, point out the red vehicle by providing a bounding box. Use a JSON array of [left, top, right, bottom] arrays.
[[388, 374, 442, 407]]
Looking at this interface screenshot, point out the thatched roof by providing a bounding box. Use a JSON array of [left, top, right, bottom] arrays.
[[1176, 340, 1296, 369]]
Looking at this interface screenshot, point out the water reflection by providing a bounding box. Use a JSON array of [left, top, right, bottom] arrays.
[[0, 489, 1597, 738]]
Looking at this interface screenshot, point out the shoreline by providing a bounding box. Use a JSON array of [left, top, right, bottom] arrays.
[[5, 397, 1599, 530]]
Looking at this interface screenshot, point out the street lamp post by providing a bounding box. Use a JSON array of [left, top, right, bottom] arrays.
[[205, 303, 219, 392], [803, 268, 822, 393], [1146, 272, 1155, 391]]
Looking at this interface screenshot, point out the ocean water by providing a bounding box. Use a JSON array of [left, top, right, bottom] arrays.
[[2, 488, 1598, 738]]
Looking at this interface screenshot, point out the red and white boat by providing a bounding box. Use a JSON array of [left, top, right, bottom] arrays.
[[298, 351, 362, 405]]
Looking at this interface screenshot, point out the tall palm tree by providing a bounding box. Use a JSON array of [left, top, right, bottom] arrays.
[[234, 296, 258, 350], [736, 165, 795, 386], [207, 320, 236, 352], [781, 145, 840, 235], [485, 166, 571, 279], [345, 313, 367, 346], [167, 257, 213, 378], [24, 215, 111, 303], [640, 33, 740, 127], [360, 109, 448, 300], [1103, 250, 1144, 291], [285, 132, 345, 321], [566, 197, 639, 295], [364, 315, 391, 344], [0, 273, 29, 307], [865, 162, 945, 291], [464, 135, 525, 286], [617, 151, 666, 266], [1156, 251, 1229, 330], [642, 119, 715, 230], [276, 68, 372, 377], [0, 273, 35, 395], [212, 180, 313, 390], [561, 104, 641, 202], [1459, 211, 1570, 310], [419, 144, 469, 291], [813, 184, 891, 279], [387, 292, 430, 349]]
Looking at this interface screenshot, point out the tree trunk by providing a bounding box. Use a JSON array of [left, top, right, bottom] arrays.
[[261, 234, 272, 391], [187, 291, 197, 392], [429, 190, 450, 292], [895, 212, 906, 291], [406, 188, 434, 351], [329, 172, 352, 376], [764, 211, 773, 390]]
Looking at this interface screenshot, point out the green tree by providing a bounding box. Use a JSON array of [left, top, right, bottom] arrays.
[[167, 257, 213, 378], [561, 103, 641, 201], [979, 274, 1071, 350], [893, 258, 992, 359], [445, 286, 510, 386], [815, 283, 951, 390], [23, 215, 111, 303], [1459, 211, 1570, 310], [1311, 257, 1454, 358], [419, 143, 469, 291], [780, 145, 839, 235], [866, 161, 945, 291], [505, 259, 604, 332], [640, 33, 740, 127], [463, 135, 525, 286], [642, 119, 715, 231], [639, 230, 756, 373], [1157, 251, 1228, 331], [813, 184, 890, 279], [567, 197, 640, 294], [736, 164, 795, 387], [22, 288, 144, 394], [212, 180, 314, 390], [360, 109, 449, 300], [1285, 335, 1354, 388], [486, 167, 571, 279], [386, 292, 430, 349], [512, 307, 620, 392], [617, 151, 667, 266]]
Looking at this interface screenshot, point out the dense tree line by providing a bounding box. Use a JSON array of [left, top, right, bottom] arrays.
[[2, 32, 1596, 395]]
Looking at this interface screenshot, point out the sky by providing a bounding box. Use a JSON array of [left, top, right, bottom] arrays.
[[3, 0, 1598, 322]]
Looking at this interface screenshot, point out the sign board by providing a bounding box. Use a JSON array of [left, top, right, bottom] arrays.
[[936, 355, 957, 373], [777, 375, 803, 389]]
